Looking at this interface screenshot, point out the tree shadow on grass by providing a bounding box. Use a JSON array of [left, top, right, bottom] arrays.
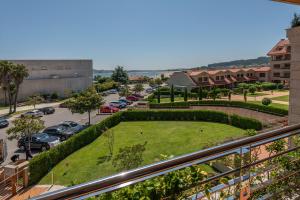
[[97, 155, 112, 165]]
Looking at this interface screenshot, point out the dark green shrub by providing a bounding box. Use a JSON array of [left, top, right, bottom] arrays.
[[150, 100, 288, 116], [262, 98, 272, 106], [230, 115, 262, 130], [51, 92, 59, 99]]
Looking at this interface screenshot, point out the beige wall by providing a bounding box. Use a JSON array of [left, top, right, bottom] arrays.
[[0, 60, 93, 102], [287, 26, 300, 124]]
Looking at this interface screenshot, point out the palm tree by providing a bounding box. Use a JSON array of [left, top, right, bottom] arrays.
[[12, 64, 29, 112], [0, 61, 13, 106]]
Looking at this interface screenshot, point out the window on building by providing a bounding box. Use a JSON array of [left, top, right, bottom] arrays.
[[274, 64, 280, 69], [284, 63, 290, 69], [237, 74, 240, 78], [198, 77, 203, 82], [260, 73, 266, 78], [216, 76, 219, 80], [203, 77, 208, 82], [283, 72, 290, 78], [226, 74, 230, 78], [241, 74, 244, 77], [220, 76, 224, 80], [273, 73, 280, 77]]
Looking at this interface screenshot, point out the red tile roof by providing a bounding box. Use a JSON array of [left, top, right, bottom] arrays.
[[267, 39, 290, 56]]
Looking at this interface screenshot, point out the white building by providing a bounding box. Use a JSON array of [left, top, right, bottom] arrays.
[[0, 59, 93, 102]]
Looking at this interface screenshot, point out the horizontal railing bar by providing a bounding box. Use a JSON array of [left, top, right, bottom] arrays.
[[32, 123, 300, 200]]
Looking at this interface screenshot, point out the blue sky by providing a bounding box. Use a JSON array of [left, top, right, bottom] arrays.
[[0, 0, 299, 70]]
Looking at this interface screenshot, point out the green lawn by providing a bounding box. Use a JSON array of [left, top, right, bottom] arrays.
[[152, 97, 197, 103], [249, 101, 289, 111], [39, 121, 246, 186], [247, 92, 268, 97], [271, 95, 289, 102]]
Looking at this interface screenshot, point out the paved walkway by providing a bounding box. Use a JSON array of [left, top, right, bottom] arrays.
[[12, 185, 65, 200]]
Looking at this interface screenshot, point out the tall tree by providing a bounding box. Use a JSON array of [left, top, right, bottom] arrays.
[[111, 66, 128, 84], [157, 87, 160, 104], [12, 64, 29, 112], [184, 87, 188, 102], [133, 83, 144, 94], [154, 78, 162, 86], [198, 87, 203, 101], [170, 85, 174, 102], [243, 90, 248, 102], [7, 115, 45, 159], [0, 61, 13, 107], [66, 87, 104, 125]]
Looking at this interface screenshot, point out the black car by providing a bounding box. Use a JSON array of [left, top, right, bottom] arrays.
[[38, 107, 55, 114], [18, 133, 60, 151], [0, 118, 9, 128], [43, 125, 74, 141]]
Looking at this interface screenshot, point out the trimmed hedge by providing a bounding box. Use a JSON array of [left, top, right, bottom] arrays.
[[149, 100, 288, 116], [29, 110, 262, 185]]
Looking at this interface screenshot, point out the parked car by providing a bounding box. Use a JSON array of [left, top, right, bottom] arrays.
[[119, 99, 132, 105], [21, 110, 43, 118], [18, 133, 60, 152], [38, 107, 55, 114], [0, 118, 9, 128], [132, 93, 144, 98], [107, 89, 118, 94], [59, 121, 84, 133], [100, 105, 119, 113], [145, 88, 154, 93], [109, 101, 127, 109], [43, 125, 74, 141], [126, 95, 139, 101]]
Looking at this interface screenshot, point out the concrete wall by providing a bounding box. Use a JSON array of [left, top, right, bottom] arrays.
[[0, 60, 93, 102], [287, 26, 300, 124]]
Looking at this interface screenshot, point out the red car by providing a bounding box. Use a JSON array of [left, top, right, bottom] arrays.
[[126, 95, 139, 101], [100, 105, 119, 113]]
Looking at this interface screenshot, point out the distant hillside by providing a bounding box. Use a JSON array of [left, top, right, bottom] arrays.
[[207, 57, 270, 68]]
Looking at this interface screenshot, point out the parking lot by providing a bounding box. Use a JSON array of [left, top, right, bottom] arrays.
[[0, 93, 119, 165]]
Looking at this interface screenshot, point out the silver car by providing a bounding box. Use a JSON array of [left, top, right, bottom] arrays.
[[59, 121, 84, 134], [21, 110, 43, 118]]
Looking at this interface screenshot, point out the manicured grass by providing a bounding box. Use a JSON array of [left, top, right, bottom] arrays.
[[39, 121, 246, 186], [247, 92, 268, 97], [271, 95, 289, 102], [249, 101, 289, 111]]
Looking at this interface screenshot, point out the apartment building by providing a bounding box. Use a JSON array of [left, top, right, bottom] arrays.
[[267, 39, 291, 86], [0, 59, 93, 102], [167, 66, 271, 90]]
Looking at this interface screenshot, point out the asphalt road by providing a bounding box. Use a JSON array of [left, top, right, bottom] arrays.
[[0, 93, 119, 165]]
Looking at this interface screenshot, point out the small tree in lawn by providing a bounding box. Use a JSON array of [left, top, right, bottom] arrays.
[[133, 83, 144, 94], [170, 84, 175, 102], [103, 128, 114, 158], [228, 90, 232, 101], [243, 90, 248, 102], [198, 87, 203, 101], [27, 95, 44, 109], [66, 87, 103, 125], [184, 87, 188, 102], [249, 85, 256, 95], [7, 116, 45, 159], [262, 98, 272, 106], [157, 87, 160, 103], [112, 142, 147, 172], [209, 87, 219, 101]]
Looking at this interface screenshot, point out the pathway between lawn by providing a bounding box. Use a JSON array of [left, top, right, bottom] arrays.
[[190, 106, 287, 127]]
